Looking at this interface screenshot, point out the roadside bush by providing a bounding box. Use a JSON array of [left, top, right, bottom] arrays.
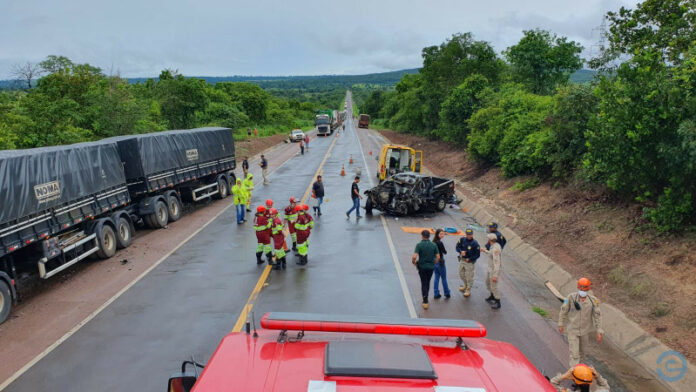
[[545, 84, 598, 179], [467, 84, 553, 176]]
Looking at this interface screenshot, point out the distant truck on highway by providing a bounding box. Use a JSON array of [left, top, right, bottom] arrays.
[[0, 127, 236, 324], [315, 111, 332, 136], [358, 114, 370, 128]]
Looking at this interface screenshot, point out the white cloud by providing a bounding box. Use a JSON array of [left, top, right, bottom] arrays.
[[0, 0, 641, 78]]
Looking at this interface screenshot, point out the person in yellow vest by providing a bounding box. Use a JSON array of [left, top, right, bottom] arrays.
[[242, 173, 254, 212], [231, 178, 247, 224]]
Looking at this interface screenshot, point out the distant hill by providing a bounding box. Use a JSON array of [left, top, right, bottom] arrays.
[[0, 68, 595, 90], [569, 69, 596, 84]]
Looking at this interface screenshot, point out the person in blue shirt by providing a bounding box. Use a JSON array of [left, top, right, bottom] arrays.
[[484, 222, 506, 251], [456, 228, 480, 298]]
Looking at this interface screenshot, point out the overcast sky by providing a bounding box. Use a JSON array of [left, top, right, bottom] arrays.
[[0, 0, 639, 79]]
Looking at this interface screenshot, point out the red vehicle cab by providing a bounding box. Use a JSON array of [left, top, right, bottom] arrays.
[[168, 312, 555, 392]]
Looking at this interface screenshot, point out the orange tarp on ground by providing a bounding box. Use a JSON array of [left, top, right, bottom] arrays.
[[400, 226, 464, 236]]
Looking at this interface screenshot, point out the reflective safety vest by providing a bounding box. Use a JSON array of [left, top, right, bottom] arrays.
[[243, 173, 254, 194], [271, 217, 284, 235], [254, 214, 271, 232], [294, 212, 314, 232], [284, 205, 298, 223]]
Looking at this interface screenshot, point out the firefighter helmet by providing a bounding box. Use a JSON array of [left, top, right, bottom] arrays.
[[256, 205, 267, 213]]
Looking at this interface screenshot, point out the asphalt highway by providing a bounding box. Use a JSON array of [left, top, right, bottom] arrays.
[[4, 96, 576, 391]]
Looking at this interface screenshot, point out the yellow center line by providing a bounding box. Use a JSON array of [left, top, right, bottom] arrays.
[[231, 132, 341, 332]]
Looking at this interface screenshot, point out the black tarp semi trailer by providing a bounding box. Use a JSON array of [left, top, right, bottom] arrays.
[[0, 127, 236, 324], [0, 141, 131, 323], [107, 127, 236, 229]]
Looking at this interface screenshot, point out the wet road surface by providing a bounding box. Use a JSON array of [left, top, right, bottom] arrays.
[[3, 105, 411, 392], [5, 95, 582, 391]]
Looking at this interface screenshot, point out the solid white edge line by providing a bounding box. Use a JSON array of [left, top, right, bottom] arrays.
[[352, 112, 418, 319], [0, 142, 298, 391], [0, 202, 234, 391]]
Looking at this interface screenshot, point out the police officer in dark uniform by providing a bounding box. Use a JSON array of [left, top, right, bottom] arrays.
[[485, 222, 506, 251], [456, 228, 480, 297]]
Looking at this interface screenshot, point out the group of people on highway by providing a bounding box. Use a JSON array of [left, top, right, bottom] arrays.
[[412, 221, 609, 391], [412, 222, 505, 310], [250, 197, 314, 269]]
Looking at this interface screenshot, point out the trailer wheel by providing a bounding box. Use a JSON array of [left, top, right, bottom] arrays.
[[115, 217, 132, 249], [216, 178, 229, 199], [167, 195, 182, 222], [0, 280, 11, 324], [436, 196, 447, 212], [96, 224, 117, 259], [148, 200, 169, 229]]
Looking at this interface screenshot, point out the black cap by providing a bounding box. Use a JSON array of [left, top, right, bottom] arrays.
[[488, 222, 498, 229], [465, 228, 473, 235]]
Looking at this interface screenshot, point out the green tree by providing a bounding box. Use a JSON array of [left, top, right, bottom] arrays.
[[591, 0, 696, 69], [419, 33, 504, 130], [545, 84, 599, 178], [155, 70, 209, 129], [361, 90, 387, 118], [436, 74, 489, 143], [215, 82, 269, 123], [504, 29, 583, 95], [382, 74, 427, 134]]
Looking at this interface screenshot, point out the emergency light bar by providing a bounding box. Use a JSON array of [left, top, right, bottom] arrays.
[[260, 312, 487, 338]]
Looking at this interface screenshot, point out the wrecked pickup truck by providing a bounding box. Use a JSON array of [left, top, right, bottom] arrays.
[[364, 172, 458, 216]]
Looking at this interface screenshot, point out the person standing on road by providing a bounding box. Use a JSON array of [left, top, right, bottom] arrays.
[[242, 156, 249, 177], [253, 205, 273, 266], [550, 364, 610, 392], [299, 139, 304, 155], [485, 222, 506, 251], [232, 178, 247, 224], [559, 278, 604, 366], [412, 230, 440, 309], [247, 128, 252, 142], [312, 175, 325, 216], [456, 228, 480, 297], [260, 154, 269, 185], [304, 134, 310, 151], [243, 173, 254, 212], [269, 208, 286, 270], [294, 204, 314, 265], [346, 176, 362, 219], [284, 197, 299, 252], [432, 229, 451, 299], [481, 233, 502, 309]]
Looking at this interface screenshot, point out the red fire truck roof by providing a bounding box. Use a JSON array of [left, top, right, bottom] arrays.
[[188, 313, 555, 392]]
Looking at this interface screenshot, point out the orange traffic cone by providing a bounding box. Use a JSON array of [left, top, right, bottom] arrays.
[[341, 165, 346, 176], [349, 155, 354, 164]]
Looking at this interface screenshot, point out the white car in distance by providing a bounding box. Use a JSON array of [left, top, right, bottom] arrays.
[[289, 129, 305, 142]]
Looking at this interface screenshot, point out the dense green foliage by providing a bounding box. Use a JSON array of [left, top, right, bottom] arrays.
[[0, 58, 348, 149], [362, 1, 696, 231]]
